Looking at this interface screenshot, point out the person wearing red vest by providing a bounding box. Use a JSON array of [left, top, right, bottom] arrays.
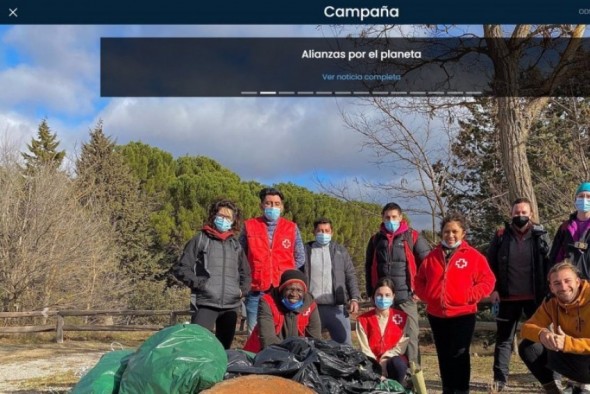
[[357, 277, 409, 385], [240, 187, 305, 333], [365, 202, 431, 366], [243, 269, 321, 352], [415, 211, 495, 394]]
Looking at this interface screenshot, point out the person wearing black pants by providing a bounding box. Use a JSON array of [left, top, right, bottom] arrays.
[[487, 197, 551, 390], [174, 199, 251, 349], [428, 314, 476, 393], [415, 212, 496, 394]]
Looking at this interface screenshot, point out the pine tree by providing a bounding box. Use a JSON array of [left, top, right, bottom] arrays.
[[76, 121, 163, 280], [21, 119, 65, 172]]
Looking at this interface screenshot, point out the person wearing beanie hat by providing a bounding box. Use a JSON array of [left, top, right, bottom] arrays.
[[243, 269, 321, 352], [278, 269, 308, 293], [549, 182, 590, 280]]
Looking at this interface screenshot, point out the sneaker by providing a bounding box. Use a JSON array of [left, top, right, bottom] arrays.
[[570, 382, 590, 394]]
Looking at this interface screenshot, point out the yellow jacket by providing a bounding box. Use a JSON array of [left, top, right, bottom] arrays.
[[521, 280, 590, 355]]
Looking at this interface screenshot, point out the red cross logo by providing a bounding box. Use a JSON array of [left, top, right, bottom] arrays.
[[455, 258, 468, 269], [392, 314, 403, 325], [282, 239, 291, 249]]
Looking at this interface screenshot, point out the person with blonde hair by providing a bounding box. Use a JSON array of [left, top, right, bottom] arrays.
[[519, 261, 590, 393]]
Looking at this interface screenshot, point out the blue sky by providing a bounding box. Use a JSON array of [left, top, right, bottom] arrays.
[[0, 24, 489, 229]]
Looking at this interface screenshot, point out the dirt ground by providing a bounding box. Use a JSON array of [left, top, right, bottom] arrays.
[[0, 338, 545, 394]]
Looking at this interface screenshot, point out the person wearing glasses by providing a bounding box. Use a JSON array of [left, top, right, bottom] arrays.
[[243, 269, 321, 352]]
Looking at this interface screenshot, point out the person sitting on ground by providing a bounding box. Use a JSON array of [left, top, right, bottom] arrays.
[[356, 277, 410, 385], [243, 269, 322, 352], [519, 260, 590, 394]]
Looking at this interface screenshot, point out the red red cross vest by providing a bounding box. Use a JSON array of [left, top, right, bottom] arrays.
[[245, 217, 297, 291], [243, 293, 316, 353], [357, 308, 408, 360]]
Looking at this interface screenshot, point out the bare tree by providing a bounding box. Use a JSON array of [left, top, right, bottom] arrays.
[[345, 24, 585, 227], [0, 159, 127, 312]]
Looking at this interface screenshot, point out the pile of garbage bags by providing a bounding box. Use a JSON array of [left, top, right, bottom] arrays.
[[226, 337, 408, 394], [71, 325, 409, 393], [71, 324, 227, 394]]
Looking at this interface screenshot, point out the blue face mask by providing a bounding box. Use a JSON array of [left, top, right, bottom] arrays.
[[375, 296, 394, 310], [384, 220, 400, 233], [213, 216, 232, 232], [575, 198, 590, 213], [264, 207, 281, 221], [281, 297, 304, 311], [441, 240, 462, 249], [315, 233, 331, 245]]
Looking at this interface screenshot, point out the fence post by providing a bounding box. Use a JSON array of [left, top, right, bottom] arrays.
[[56, 313, 64, 343], [170, 312, 177, 326]]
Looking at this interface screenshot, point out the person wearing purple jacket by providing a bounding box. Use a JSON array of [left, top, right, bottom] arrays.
[[549, 182, 590, 279]]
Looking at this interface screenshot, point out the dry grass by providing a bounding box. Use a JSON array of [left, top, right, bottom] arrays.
[[0, 332, 545, 393]]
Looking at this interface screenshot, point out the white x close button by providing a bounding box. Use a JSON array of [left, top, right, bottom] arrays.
[[9, 8, 18, 17]]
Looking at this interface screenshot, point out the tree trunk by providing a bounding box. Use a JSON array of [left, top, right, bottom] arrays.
[[497, 97, 539, 214]]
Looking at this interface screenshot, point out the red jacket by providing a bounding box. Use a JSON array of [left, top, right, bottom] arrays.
[[244, 217, 296, 291], [357, 308, 407, 360], [243, 293, 317, 353], [414, 242, 496, 318]]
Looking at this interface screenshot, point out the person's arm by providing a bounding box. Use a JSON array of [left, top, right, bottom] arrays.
[[305, 304, 322, 339], [356, 320, 377, 360], [238, 248, 251, 297], [548, 225, 565, 266], [365, 236, 375, 297], [173, 235, 205, 290], [413, 232, 431, 265], [413, 256, 429, 302], [562, 328, 590, 354], [380, 336, 410, 359], [520, 301, 554, 343], [467, 251, 496, 303], [486, 232, 501, 303], [257, 297, 281, 348], [294, 226, 305, 269], [342, 246, 361, 310], [239, 226, 248, 256]]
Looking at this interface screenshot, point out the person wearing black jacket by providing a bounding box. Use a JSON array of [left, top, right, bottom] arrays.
[[487, 197, 551, 391], [365, 202, 431, 366], [173, 199, 251, 349], [303, 217, 361, 345]]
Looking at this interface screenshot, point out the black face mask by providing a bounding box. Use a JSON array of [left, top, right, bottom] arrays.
[[512, 215, 530, 228]]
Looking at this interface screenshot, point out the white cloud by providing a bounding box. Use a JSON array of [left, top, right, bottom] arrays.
[[95, 97, 381, 182]]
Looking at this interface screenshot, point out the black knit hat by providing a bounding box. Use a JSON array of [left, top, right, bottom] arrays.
[[278, 269, 308, 293]]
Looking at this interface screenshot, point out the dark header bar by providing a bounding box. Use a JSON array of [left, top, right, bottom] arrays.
[[2, 0, 590, 24], [101, 38, 590, 97]]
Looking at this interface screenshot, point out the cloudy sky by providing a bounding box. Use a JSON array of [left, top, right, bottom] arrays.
[[0, 26, 389, 183], [0, 24, 480, 228]]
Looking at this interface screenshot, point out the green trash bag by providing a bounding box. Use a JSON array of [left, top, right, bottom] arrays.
[[118, 324, 227, 394], [71, 349, 135, 394], [374, 378, 411, 393]]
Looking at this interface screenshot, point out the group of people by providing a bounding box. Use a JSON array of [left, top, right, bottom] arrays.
[[173, 183, 590, 394]]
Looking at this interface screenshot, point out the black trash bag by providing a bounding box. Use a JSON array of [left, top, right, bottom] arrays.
[[320, 375, 345, 394], [313, 340, 364, 377], [342, 380, 381, 394], [224, 349, 256, 378], [252, 344, 303, 375], [353, 357, 383, 382], [276, 336, 315, 360], [291, 345, 327, 393]]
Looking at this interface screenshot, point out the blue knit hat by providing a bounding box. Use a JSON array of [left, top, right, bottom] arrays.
[[576, 182, 590, 196]]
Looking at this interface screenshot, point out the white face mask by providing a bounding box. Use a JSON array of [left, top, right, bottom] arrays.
[[441, 240, 462, 249]]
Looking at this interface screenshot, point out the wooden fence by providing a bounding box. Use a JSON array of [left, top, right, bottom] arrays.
[[0, 309, 193, 343], [0, 308, 502, 343]]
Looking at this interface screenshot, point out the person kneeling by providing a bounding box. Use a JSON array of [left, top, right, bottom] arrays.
[[356, 278, 409, 385], [243, 270, 322, 352], [519, 261, 590, 394]]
